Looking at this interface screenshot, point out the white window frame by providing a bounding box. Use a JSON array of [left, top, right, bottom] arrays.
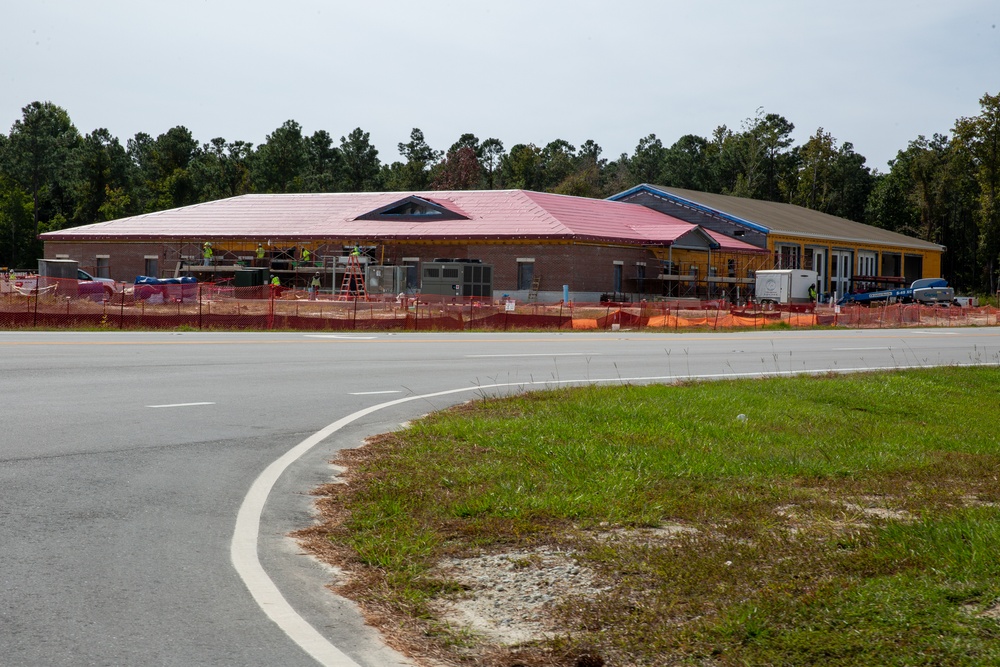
[[857, 250, 877, 277]]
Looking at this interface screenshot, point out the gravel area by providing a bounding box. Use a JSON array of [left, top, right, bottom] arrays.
[[428, 548, 608, 646]]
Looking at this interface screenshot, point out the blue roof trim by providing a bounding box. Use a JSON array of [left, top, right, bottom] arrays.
[[609, 184, 771, 235]]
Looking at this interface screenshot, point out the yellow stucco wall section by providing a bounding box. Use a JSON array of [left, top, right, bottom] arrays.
[[766, 234, 943, 278]]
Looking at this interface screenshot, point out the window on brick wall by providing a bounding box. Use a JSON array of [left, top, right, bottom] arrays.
[[95, 257, 110, 278], [144, 257, 158, 278], [403, 259, 419, 290], [516, 261, 535, 291]]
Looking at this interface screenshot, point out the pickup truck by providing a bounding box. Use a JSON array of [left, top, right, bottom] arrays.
[[2, 269, 121, 298], [77, 269, 120, 297]]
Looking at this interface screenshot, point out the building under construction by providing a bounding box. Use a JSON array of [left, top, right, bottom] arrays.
[[38, 187, 943, 303]]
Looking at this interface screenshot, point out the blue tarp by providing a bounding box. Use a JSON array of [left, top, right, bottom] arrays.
[[134, 275, 198, 301], [134, 276, 197, 285]]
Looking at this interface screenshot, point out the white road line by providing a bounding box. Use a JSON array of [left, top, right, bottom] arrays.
[[147, 402, 215, 408], [910, 330, 960, 335], [466, 353, 599, 358], [832, 347, 890, 351], [304, 335, 378, 340], [349, 390, 402, 395], [233, 359, 1000, 666]]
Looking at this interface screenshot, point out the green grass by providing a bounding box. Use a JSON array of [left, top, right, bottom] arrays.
[[318, 367, 1000, 665]]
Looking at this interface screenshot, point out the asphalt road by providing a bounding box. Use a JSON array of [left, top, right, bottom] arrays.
[[2, 327, 998, 666]]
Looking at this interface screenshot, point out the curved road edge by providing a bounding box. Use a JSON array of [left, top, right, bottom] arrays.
[[231, 359, 994, 666]]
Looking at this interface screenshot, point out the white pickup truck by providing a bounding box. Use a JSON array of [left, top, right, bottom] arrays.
[[2, 269, 120, 298], [75, 269, 119, 296]]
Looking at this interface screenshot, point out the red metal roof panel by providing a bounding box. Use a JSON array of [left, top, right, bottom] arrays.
[[39, 190, 762, 249]]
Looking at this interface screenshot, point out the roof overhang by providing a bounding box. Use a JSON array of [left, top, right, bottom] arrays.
[[609, 184, 771, 234]]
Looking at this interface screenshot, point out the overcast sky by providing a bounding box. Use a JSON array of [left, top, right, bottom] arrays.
[[3, 0, 997, 173]]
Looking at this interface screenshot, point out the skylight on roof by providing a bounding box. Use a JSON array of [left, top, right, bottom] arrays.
[[356, 196, 469, 222], [383, 202, 442, 216]]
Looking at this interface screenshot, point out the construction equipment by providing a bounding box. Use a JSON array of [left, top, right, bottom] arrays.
[[527, 274, 541, 302], [419, 259, 493, 297], [838, 277, 954, 306], [337, 252, 368, 300]]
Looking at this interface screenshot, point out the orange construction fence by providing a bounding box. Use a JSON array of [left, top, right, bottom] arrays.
[[1, 278, 997, 331]]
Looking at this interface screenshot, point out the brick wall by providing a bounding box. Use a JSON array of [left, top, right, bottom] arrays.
[[45, 241, 166, 281], [45, 240, 658, 295], [382, 242, 654, 293]]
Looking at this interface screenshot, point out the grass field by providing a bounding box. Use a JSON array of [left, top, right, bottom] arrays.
[[301, 367, 1000, 666]]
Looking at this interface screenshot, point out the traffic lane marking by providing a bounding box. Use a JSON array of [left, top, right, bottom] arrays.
[[465, 353, 601, 358], [304, 335, 377, 340], [349, 390, 402, 395], [233, 358, 1000, 666], [0, 329, 991, 347], [147, 402, 215, 408]]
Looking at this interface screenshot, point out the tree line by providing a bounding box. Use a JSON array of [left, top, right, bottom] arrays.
[[1, 94, 998, 292]]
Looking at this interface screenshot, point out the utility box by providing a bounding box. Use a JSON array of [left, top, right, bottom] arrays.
[[38, 258, 80, 296], [234, 267, 268, 287], [38, 258, 79, 279], [420, 259, 493, 297], [754, 269, 819, 304], [366, 265, 405, 295]]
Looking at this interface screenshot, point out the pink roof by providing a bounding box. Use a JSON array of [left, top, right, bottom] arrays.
[[702, 228, 769, 254], [40, 189, 765, 252]]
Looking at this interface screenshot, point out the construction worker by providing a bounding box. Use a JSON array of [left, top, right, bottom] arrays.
[[351, 245, 361, 257], [302, 247, 311, 264], [270, 274, 281, 297], [309, 272, 321, 299], [202, 242, 213, 266], [808, 283, 818, 302], [256, 243, 265, 266]]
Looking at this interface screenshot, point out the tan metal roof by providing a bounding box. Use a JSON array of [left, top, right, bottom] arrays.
[[648, 185, 945, 252]]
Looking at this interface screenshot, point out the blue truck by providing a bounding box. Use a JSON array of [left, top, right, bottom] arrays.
[[837, 277, 954, 306]]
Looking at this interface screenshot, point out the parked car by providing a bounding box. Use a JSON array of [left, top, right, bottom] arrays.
[[77, 269, 120, 298]]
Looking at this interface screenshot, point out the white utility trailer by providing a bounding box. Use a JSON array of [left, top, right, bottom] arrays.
[[754, 269, 819, 304]]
